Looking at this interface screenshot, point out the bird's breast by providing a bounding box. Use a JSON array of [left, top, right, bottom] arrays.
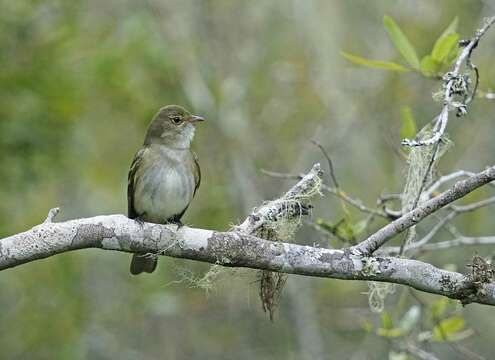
[[134, 148, 196, 223]]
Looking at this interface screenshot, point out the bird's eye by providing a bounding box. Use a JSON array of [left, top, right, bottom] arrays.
[[170, 116, 182, 125]]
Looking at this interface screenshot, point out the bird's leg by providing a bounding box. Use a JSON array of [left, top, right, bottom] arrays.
[[134, 214, 147, 228], [143, 252, 158, 260], [168, 217, 184, 230]]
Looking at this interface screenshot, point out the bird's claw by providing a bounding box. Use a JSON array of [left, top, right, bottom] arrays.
[[134, 216, 146, 227], [168, 219, 184, 230]]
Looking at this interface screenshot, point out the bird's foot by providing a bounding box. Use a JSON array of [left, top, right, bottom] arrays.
[[134, 216, 146, 227], [168, 219, 184, 230], [143, 252, 158, 260]]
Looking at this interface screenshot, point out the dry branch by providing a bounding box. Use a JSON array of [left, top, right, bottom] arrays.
[[1, 214, 495, 305], [2, 163, 495, 307], [352, 164, 495, 255]]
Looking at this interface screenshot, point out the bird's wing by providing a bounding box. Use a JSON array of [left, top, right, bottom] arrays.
[[127, 147, 148, 219], [192, 151, 201, 197]]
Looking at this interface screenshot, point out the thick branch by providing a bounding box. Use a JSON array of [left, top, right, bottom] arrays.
[[3, 164, 495, 307], [1, 214, 494, 305]]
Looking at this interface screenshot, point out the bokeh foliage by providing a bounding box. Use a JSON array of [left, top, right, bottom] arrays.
[[1, 0, 495, 359]]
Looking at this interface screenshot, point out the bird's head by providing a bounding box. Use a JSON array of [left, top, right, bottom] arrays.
[[144, 105, 205, 148]]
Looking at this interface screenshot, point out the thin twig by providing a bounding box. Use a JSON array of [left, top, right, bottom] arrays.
[[424, 170, 495, 200], [352, 164, 495, 255], [384, 195, 495, 255], [261, 169, 391, 219], [311, 139, 340, 188], [377, 193, 403, 219], [402, 16, 495, 147], [260, 169, 302, 180], [322, 184, 390, 219], [420, 236, 495, 252], [43, 207, 60, 224], [402, 343, 440, 360]]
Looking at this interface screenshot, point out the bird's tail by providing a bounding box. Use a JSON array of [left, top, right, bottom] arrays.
[[130, 254, 158, 275]]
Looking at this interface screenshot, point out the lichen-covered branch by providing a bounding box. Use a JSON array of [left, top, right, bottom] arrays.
[[237, 163, 323, 319], [1, 214, 495, 306], [237, 163, 323, 234], [2, 163, 495, 307]]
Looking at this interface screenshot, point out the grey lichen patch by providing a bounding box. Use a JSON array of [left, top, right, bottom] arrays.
[[318, 250, 345, 265], [361, 257, 382, 277], [467, 255, 494, 284], [376, 257, 393, 274], [439, 274, 457, 293], [249, 214, 260, 222], [459, 255, 495, 304], [206, 232, 279, 268], [129, 224, 176, 253], [0, 240, 11, 262], [270, 242, 285, 257], [362, 257, 395, 313], [141, 225, 162, 250], [283, 245, 308, 268], [316, 250, 358, 276], [117, 234, 133, 250], [72, 223, 116, 248]]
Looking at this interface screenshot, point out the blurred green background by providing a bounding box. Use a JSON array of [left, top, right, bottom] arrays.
[[1, 0, 495, 359]]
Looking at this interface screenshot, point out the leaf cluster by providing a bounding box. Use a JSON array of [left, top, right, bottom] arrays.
[[342, 16, 460, 78], [362, 298, 471, 343]]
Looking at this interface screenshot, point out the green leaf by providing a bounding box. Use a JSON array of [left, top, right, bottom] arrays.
[[400, 106, 417, 139], [445, 45, 460, 66], [340, 51, 410, 72], [362, 320, 374, 333], [381, 312, 394, 329], [377, 327, 403, 338], [383, 15, 420, 69], [316, 217, 362, 244], [334, 219, 356, 243], [432, 33, 459, 63], [429, 16, 460, 68], [350, 219, 368, 236], [446, 50, 459, 65], [439, 16, 459, 39], [431, 298, 449, 319], [420, 55, 441, 77], [433, 316, 465, 341], [315, 218, 350, 241], [315, 218, 334, 233], [377, 312, 404, 338]]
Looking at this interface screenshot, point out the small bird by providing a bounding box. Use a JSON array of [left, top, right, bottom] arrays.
[[127, 105, 204, 275]]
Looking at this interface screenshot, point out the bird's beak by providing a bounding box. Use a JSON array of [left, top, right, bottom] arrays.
[[188, 115, 206, 123]]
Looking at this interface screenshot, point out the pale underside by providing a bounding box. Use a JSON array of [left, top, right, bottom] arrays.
[[133, 144, 196, 223]]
